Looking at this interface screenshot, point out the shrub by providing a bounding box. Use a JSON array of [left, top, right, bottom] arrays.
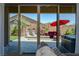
[[65, 28, 75, 35]]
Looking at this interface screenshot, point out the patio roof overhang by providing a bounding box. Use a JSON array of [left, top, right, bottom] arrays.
[[5, 4, 76, 13]]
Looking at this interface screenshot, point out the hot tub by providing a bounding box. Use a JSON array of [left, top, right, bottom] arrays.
[[61, 35, 76, 53]]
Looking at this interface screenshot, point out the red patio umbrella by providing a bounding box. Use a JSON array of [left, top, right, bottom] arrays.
[[49, 20, 70, 39], [50, 20, 70, 26]]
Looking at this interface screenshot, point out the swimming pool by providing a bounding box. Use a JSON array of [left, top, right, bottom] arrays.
[[8, 37, 57, 54]]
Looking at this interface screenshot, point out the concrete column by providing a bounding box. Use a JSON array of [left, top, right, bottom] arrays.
[[0, 3, 4, 56], [75, 3, 79, 53]]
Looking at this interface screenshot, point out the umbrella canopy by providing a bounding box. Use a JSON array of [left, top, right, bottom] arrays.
[[50, 20, 70, 26]]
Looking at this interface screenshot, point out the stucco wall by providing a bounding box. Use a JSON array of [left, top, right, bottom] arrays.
[[0, 3, 4, 56]]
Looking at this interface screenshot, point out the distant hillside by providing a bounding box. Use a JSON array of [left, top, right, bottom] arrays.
[[9, 15, 37, 24]]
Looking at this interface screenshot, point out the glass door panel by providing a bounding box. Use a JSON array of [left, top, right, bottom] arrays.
[[20, 6, 37, 54], [40, 5, 58, 49], [9, 13, 19, 54], [59, 4, 76, 53]]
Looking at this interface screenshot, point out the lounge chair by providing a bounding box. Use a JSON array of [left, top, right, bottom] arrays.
[[26, 31, 31, 37], [32, 30, 37, 37]]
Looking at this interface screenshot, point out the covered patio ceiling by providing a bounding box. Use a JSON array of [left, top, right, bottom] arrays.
[[5, 4, 76, 13]]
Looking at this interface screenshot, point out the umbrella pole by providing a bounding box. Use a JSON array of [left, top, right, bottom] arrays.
[[56, 4, 60, 48]]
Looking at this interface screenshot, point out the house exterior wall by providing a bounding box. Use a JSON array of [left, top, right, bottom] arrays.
[[0, 3, 4, 56], [75, 3, 79, 53]]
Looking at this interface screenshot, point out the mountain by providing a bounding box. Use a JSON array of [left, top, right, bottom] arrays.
[[9, 15, 37, 24]]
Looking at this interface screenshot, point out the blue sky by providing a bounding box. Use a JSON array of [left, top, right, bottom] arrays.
[[10, 13, 75, 25]]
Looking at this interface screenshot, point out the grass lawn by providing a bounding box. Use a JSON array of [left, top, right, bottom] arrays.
[[10, 36, 18, 40]]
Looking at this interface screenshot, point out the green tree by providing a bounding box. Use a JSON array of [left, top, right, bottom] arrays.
[[45, 28, 48, 33], [65, 28, 75, 35], [11, 26, 18, 36]]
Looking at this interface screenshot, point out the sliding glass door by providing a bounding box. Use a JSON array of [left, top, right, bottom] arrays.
[[20, 5, 38, 54], [40, 5, 58, 48], [8, 5, 20, 55], [59, 4, 76, 53]]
